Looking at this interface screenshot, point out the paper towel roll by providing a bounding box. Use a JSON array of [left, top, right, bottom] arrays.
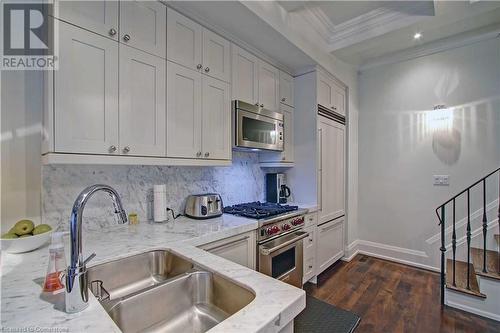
[[153, 185, 167, 222]]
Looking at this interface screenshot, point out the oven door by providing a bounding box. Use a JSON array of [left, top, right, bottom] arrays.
[[237, 109, 284, 151], [258, 230, 308, 288]]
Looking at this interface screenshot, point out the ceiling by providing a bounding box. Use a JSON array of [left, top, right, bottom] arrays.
[[278, 0, 500, 66]]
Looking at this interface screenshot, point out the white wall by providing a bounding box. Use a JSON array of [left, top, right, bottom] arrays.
[[1, 71, 43, 231], [358, 37, 500, 269]]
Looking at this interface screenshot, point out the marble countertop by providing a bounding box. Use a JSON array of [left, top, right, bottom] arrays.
[[287, 202, 319, 213], [1, 214, 305, 333]]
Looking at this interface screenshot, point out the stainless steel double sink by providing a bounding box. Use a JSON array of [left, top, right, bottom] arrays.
[[87, 250, 255, 333]]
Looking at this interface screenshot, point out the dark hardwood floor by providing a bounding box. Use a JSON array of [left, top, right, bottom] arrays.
[[304, 255, 500, 333]]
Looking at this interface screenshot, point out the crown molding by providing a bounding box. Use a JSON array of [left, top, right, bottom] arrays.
[[359, 24, 500, 71], [329, 2, 435, 51], [287, 1, 435, 52]]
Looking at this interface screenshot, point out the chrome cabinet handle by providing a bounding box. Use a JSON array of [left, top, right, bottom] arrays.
[[281, 97, 286, 102], [196, 64, 202, 70], [260, 104, 264, 108], [123, 146, 130, 153], [123, 34, 130, 42], [308, 265, 313, 269], [204, 67, 210, 73], [196, 151, 202, 157], [109, 28, 117, 36], [331, 105, 337, 110], [255, 103, 259, 106], [109, 145, 117, 153], [204, 152, 210, 157]]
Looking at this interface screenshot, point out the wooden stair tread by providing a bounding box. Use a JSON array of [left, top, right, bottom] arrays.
[[470, 247, 500, 281], [445, 259, 486, 298]]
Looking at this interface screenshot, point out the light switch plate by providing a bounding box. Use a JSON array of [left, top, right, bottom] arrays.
[[433, 175, 450, 186]]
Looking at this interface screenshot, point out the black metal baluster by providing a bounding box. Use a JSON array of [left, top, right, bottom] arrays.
[[466, 189, 471, 290], [482, 179, 488, 273], [440, 205, 446, 305], [452, 199, 457, 286]]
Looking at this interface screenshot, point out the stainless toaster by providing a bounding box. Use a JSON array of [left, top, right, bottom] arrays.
[[185, 194, 223, 219]]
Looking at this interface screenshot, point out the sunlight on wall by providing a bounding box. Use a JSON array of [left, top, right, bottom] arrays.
[[426, 107, 454, 133]]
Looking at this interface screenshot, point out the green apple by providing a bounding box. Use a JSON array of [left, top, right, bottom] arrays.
[[33, 224, 52, 235], [12, 219, 35, 236], [1, 233, 19, 239]]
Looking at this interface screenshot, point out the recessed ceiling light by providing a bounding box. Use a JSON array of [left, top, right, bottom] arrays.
[[414, 32, 422, 40]]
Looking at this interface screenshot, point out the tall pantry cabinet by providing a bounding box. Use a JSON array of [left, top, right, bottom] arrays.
[[289, 68, 347, 280]]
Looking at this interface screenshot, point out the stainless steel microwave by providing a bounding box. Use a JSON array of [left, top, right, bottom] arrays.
[[233, 100, 284, 151]]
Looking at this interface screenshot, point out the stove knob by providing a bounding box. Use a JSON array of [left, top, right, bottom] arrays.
[[282, 224, 291, 231], [266, 227, 273, 236], [271, 226, 280, 234]]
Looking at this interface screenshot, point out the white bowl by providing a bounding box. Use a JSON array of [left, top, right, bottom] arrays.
[[1, 231, 53, 254]]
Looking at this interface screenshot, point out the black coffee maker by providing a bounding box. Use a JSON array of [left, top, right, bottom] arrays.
[[266, 173, 291, 204]]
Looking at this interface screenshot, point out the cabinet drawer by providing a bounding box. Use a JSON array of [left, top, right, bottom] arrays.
[[200, 231, 256, 270], [304, 212, 318, 228]]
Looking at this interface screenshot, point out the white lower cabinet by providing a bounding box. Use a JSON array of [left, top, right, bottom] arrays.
[[200, 231, 256, 270], [303, 226, 316, 284], [316, 217, 344, 275]]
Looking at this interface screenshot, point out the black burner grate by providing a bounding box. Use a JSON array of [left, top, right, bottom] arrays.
[[224, 201, 298, 219]]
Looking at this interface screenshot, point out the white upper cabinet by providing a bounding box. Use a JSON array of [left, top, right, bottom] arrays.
[[333, 84, 346, 116], [279, 71, 294, 107], [166, 61, 202, 159], [202, 76, 231, 160], [317, 71, 346, 116], [119, 45, 166, 157], [317, 71, 334, 109], [167, 9, 230, 82], [231, 45, 259, 105], [54, 0, 119, 40], [55, 22, 119, 155], [258, 61, 279, 111], [318, 116, 345, 223], [202, 29, 231, 82], [120, 1, 166, 58], [167, 8, 202, 70]]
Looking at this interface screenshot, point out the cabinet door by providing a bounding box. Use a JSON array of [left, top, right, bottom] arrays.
[[55, 0, 119, 40], [279, 70, 294, 107], [231, 45, 259, 105], [258, 61, 279, 111], [167, 8, 202, 71], [317, 72, 334, 109], [200, 232, 256, 270], [120, 0, 166, 58], [119, 45, 166, 157], [316, 218, 344, 275], [166, 61, 202, 158], [333, 84, 346, 116], [318, 116, 345, 223], [202, 29, 231, 82], [55, 22, 118, 154], [202, 77, 231, 160]]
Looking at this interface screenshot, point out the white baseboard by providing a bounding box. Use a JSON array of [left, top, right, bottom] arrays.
[[446, 300, 500, 322], [342, 239, 439, 272]]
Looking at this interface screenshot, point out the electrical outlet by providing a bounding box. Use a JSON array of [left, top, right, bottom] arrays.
[[433, 175, 450, 186]]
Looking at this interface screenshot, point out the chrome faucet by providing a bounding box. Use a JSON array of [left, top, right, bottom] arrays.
[[65, 184, 127, 313]]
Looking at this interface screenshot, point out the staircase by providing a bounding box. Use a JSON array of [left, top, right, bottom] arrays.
[[436, 167, 500, 316]]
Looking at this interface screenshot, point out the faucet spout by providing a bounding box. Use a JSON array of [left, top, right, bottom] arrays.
[[65, 184, 127, 313]]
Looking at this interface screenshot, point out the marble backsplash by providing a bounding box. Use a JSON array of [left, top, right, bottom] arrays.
[[42, 152, 266, 231]]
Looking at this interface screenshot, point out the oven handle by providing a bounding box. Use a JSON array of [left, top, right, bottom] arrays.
[[259, 231, 308, 256]]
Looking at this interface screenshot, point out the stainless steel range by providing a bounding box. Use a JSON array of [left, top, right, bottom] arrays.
[[224, 202, 308, 288]]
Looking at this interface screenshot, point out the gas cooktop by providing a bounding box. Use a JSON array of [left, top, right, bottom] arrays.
[[224, 201, 299, 219]]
